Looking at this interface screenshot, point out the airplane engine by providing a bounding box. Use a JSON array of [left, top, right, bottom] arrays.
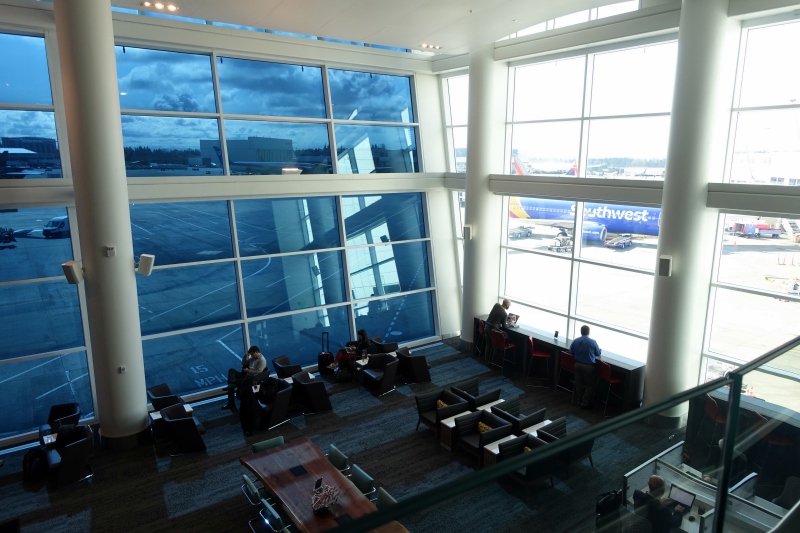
[[582, 222, 607, 243]]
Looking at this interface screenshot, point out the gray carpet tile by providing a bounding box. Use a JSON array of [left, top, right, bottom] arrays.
[[329, 387, 384, 417], [23, 509, 92, 533], [478, 375, 525, 399], [430, 357, 490, 387], [162, 460, 243, 519], [410, 342, 461, 362], [308, 406, 419, 456]]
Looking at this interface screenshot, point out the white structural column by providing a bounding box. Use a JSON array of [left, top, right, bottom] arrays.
[[644, 0, 739, 422], [460, 45, 508, 345], [54, 0, 149, 446]]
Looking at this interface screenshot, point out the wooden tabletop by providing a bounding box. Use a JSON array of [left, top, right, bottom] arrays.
[[240, 437, 407, 533]]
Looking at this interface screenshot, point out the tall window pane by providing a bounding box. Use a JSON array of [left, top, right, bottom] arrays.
[[579, 202, 661, 271], [512, 57, 586, 121], [130, 201, 233, 265], [728, 109, 800, 185], [739, 21, 800, 108], [0, 33, 52, 105], [329, 70, 414, 122], [354, 291, 435, 345], [585, 116, 670, 179], [234, 196, 340, 256], [335, 125, 418, 174], [115, 47, 215, 112], [121, 115, 222, 177], [507, 197, 575, 253], [448, 127, 467, 173], [0, 110, 61, 179], [1, 280, 84, 360], [343, 193, 425, 244], [348, 241, 430, 300], [574, 263, 653, 334], [0, 351, 92, 440], [504, 251, 571, 313], [223, 120, 331, 175], [143, 325, 245, 397], [590, 42, 677, 117], [137, 263, 240, 336], [248, 306, 351, 368], [217, 58, 326, 118], [0, 207, 73, 282], [445, 75, 469, 126], [570, 321, 648, 362], [241, 252, 346, 317], [510, 121, 581, 175]]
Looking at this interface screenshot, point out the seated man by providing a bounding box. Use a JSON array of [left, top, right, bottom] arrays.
[[222, 346, 266, 410], [633, 475, 684, 533]]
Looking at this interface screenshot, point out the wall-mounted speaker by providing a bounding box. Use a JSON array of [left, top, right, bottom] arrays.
[[463, 224, 473, 240], [62, 260, 84, 284], [137, 254, 155, 276], [658, 255, 673, 277]]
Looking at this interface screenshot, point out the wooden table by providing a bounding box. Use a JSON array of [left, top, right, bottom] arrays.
[[439, 399, 505, 451], [240, 437, 407, 533]]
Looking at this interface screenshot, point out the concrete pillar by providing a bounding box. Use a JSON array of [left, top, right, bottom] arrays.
[[460, 45, 507, 345], [54, 0, 149, 447], [644, 0, 740, 424]]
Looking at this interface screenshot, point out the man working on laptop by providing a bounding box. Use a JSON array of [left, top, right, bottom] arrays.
[[633, 475, 685, 533]]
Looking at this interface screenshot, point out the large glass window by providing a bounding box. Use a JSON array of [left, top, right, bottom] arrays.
[[512, 57, 586, 121], [0, 33, 52, 105], [354, 291, 435, 345], [347, 241, 430, 299], [335, 125, 418, 174], [342, 193, 425, 244], [217, 58, 325, 118], [442, 74, 468, 173], [328, 70, 414, 123], [0, 207, 74, 282]]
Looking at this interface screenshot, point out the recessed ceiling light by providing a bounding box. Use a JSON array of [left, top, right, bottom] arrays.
[[143, 1, 151, 5], [420, 43, 428, 48], [167, 5, 178, 11], [120, 92, 127, 96], [154, 2, 164, 8]]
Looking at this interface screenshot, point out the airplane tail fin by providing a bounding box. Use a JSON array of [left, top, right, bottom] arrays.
[[508, 196, 528, 219], [565, 160, 578, 176], [512, 156, 527, 176]]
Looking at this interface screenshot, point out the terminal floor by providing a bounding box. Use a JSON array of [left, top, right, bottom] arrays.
[[0, 339, 683, 533]]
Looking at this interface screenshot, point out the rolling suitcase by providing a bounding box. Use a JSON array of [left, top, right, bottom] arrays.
[[318, 331, 334, 375]]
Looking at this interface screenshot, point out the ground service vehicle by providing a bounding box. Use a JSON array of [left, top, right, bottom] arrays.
[[43, 216, 70, 238]]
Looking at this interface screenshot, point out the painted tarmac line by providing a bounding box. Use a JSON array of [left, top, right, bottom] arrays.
[[0, 357, 59, 385], [216, 339, 240, 360], [192, 304, 232, 324], [35, 372, 88, 400]]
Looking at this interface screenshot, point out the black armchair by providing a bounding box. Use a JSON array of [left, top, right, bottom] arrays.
[[498, 434, 554, 488], [161, 403, 207, 455], [370, 337, 399, 354], [538, 424, 594, 477], [396, 346, 431, 383], [39, 402, 81, 442], [539, 415, 567, 438], [491, 396, 546, 435], [292, 372, 333, 414], [454, 410, 513, 466], [147, 383, 186, 412], [256, 378, 293, 430], [361, 354, 399, 397], [45, 424, 94, 490], [414, 389, 469, 439], [272, 355, 302, 379], [451, 377, 502, 411]]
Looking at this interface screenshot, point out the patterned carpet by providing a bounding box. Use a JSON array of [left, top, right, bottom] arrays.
[[0, 338, 683, 532]]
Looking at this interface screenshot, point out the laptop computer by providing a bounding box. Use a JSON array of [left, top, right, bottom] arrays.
[[507, 314, 520, 328], [667, 484, 696, 515]]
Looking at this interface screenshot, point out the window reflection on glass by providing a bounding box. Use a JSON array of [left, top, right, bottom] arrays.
[[329, 69, 413, 122], [342, 193, 425, 245], [121, 115, 222, 177], [0, 207, 73, 282], [137, 262, 240, 336], [0, 33, 52, 105], [590, 42, 677, 117], [0, 351, 92, 440], [130, 201, 233, 265], [143, 324, 245, 396], [510, 121, 581, 175], [570, 321, 648, 362], [504, 250, 571, 313], [448, 127, 467, 173], [574, 263, 653, 334], [703, 357, 738, 383], [223, 119, 331, 174], [248, 306, 350, 368], [585, 116, 670, 179], [506, 197, 575, 254], [348, 241, 430, 300], [511, 303, 568, 338], [354, 291, 435, 345], [728, 109, 800, 186], [579, 201, 660, 271], [0, 110, 62, 178], [115, 46, 215, 112], [335, 125, 418, 173], [513, 57, 586, 121], [0, 280, 84, 360], [717, 213, 799, 292], [217, 58, 325, 118], [445, 75, 469, 126], [739, 21, 800, 108], [708, 288, 800, 361], [241, 251, 346, 317], [234, 196, 340, 256]]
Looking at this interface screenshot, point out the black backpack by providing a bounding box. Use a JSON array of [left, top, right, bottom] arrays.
[[22, 447, 47, 483]]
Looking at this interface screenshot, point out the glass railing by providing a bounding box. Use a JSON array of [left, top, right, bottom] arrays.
[[326, 335, 800, 533]]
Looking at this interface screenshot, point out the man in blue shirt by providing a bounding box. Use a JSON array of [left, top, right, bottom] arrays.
[[569, 325, 601, 409]]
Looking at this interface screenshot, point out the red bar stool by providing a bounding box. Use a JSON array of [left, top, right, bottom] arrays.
[[555, 351, 576, 403], [692, 394, 727, 448], [490, 330, 516, 372], [475, 319, 487, 363], [594, 360, 624, 417], [525, 337, 552, 388], [752, 411, 795, 478]]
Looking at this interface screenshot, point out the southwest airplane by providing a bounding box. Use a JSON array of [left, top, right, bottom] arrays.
[[509, 197, 661, 241]]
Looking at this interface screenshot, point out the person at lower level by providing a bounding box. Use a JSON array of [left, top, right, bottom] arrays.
[[569, 324, 601, 409], [222, 346, 266, 410], [328, 329, 369, 369]]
